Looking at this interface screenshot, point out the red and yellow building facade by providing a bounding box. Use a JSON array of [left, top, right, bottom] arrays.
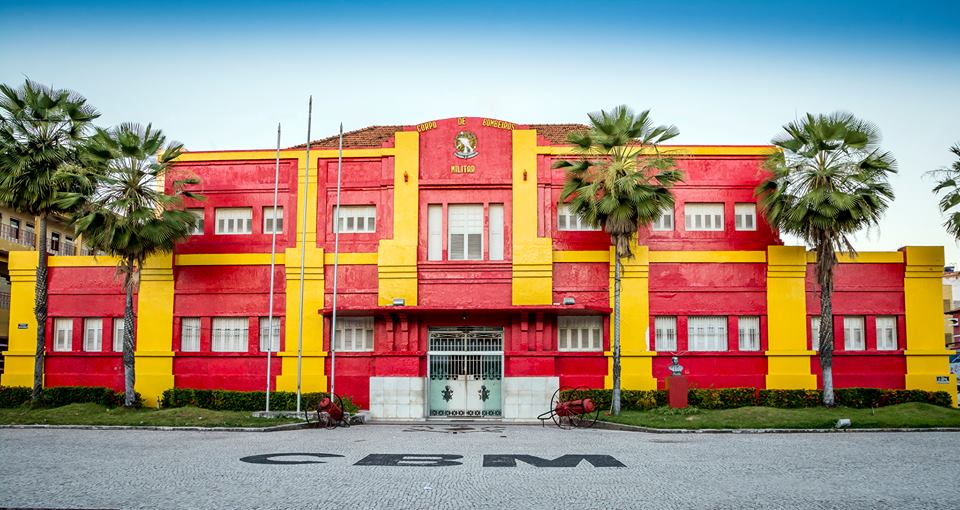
[[1, 117, 956, 416]]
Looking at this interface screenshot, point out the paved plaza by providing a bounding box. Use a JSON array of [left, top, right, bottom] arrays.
[[0, 424, 957, 509]]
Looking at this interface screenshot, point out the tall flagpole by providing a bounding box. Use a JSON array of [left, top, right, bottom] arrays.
[[330, 123, 344, 403], [296, 96, 312, 414], [264, 123, 281, 413]]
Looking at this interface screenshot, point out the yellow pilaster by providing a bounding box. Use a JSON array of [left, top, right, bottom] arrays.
[[275, 246, 328, 392], [1, 251, 40, 388], [134, 254, 176, 406], [378, 130, 419, 306], [512, 129, 552, 305], [605, 244, 656, 390], [765, 246, 818, 389], [902, 246, 957, 406]]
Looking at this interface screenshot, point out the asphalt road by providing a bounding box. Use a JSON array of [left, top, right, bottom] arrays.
[[0, 424, 956, 509]]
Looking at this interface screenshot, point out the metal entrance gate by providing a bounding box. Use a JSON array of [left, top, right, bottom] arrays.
[[427, 327, 503, 418]]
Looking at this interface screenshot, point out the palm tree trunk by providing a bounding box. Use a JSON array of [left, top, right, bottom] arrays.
[[612, 256, 622, 416], [816, 241, 837, 407], [31, 215, 48, 402], [123, 259, 136, 407]]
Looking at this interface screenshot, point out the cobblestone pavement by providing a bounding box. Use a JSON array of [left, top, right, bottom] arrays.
[[0, 424, 956, 509]]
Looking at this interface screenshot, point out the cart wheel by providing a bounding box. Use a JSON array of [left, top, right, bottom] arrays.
[[552, 386, 578, 430], [568, 386, 600, 429]]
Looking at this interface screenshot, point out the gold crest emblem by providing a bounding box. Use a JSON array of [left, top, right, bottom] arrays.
[[454, 131, 478, 159]]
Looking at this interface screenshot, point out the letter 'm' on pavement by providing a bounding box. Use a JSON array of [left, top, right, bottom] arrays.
[[482, 455, 625, 468]]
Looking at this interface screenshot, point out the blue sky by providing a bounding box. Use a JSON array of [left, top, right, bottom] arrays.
[[2, 1, 959, 261]]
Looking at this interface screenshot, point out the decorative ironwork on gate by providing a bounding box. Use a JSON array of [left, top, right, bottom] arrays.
[[427, 327, 504, 418]]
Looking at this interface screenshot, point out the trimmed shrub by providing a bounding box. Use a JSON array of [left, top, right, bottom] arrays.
[[689, 388, 759, 409], [0, 387, 32, 408], [160, 389, 359, 414], [0, 386, 140, 408], [758, 389, 822, 408]]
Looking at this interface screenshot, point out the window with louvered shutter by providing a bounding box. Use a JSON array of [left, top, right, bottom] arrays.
[[557, 204, 600, 231], [334, 205, 376, 233], [652, 209, 674, 231], [448, 204, 483, 260], [684, 203, 724, 231], [558, 316, 602, 351], [263, 207, 283, 234], [335, 317, 374, 352], [215, 208, 253, 234], [735, 203, 756, 231], [187, 208, 204, 235]]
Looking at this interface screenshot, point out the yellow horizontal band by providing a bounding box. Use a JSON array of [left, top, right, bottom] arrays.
[[174, 147, 395, 163], [806, 251, 904, 264], [324, 252, 378, 265], [553, 250, 608, 263], [538, 145, 777, 156]]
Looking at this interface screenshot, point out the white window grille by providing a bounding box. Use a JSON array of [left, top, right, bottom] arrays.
[[427, 205, 442, 261], [259, 317, 281, 352], [181, 317, 200, 352], [83, 318, 102, 352], [735, 203, 756, 231], [687, 316, 728, 351], [843, 316, 865, 351], [557, 204, 600, 231], [263, 207, 283, 234], [113, 318, 125, 352], [215, 208, 253, 235], [54, 318, 73, 352], [654, 316, 677, 351], [876, 316, 898, 351], [448, 204, 483, 260], [558, 316, 602, 351], [334, 205, 376, 233], [212, 317, 248, 352], [489, 204, 504, 261], [811, 316, 822, 351], [652, 208, 674, 231], [187, 208, 204, 235], [684, 203, 724, 231], [334, 317, 374, 352], [738, 316, 760, 351]]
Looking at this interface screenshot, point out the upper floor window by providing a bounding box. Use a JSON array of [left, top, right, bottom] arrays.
[[212, 317, 248, 352], [843, 316, 865, 351], [263, 206, 283, 234], [215, 208, 252, 235], [688, 316, 727, 351], [187, 208, 204, 235], [50, 232, 61, 251], [654, 316, 677, 351], [181, 317, 200, 352], [448, 204, 483, 260], [54, 318, 73, 352], [652, 208, 674, 231], [334, 205, 375, 233], [876, 316, 898, 351], [335, 317, 374, 352], [738, 316, 760, 351], [557, 204, 600, 231], [9, 217, 20, 238], [558, 316, 602, 351], [735, 203, 757, 231], [684, 203, 724, 231]]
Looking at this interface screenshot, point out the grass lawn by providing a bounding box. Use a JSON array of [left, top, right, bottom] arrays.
[[600, 402, 960, 429], [0, 403, 304, 428]]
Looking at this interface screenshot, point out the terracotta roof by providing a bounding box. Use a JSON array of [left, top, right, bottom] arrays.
[[289, 125, 404, 149], [527, 123, 589, 144]]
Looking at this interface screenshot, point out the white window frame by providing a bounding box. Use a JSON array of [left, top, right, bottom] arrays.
[[187, 208, 204, 235], [738, 316, 760, 351], [811, 316, 822, 351], [654, 316, 677, 351], [687, 316, 728, 352], [558, 316, 603, 352], [735, 203, 757, 231], [489, 204, 504, 261], [215, 208, 253, 235], [83, 318, 102, 352], [557, 204, 600, 231], [54, 318, 73, 352], [876, 316, 898, 351], [259, 317, 281, 352], [181, 317, 201, 352], [427, 205, 442, 261], [652, 208, 674, 231], [334, 317, 374, 352], [113, 318, 126, 352], [334, 205, 376, 234], [843, 316, 865, 351], [448, 204, 483, 261], [212, 317, 248, 352], [263, 206, 283, 234], [684, 203, 724, 231]]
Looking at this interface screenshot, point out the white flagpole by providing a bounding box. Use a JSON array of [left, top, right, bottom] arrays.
[[296, 96, 312, 414], [330, 123, 344, 403], [265, 123, 281, 413]]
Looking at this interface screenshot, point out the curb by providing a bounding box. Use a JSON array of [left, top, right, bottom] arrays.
[[0, 422, 310, 433], [592, 420, 960, 434]]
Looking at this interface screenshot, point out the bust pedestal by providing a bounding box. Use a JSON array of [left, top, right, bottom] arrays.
[[666, 375, 688, 409]]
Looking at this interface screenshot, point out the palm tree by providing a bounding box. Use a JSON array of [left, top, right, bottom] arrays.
[[554, 106, 683, 415], [0, 80, 99, 401], [756, 112, 896, 406], [929, 143, 960, 239], [60, 123, 200, 407]]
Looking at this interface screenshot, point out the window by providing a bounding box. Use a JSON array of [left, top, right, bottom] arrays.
[[843, 316, 865, 351], [489, 204, 504, 260], [334, 317, 373, 352], [54, 318, 73, 352], [50, 232, 61, 251], [876, 316, 898, 351], [558, 316, 602, 351], [9, 218, 20, 239], [334, 205, 375, 233], [448, 204, 483, 260], [654, 316, 677, 351], [215, 208, 253, 234], [735, 203, 756, 231], [738, 316, 760, 351], [557, 204, 600, 231], [212, 317, 248, 352], [652, 208, 674, 231], [187, 208, 204, 235], [259, 317, 281, 352], [181, 318, 200, 352], [687, 316, 728, 351], [427, 205, 442, 261], [82, 318, 102, 352], [810, 316, 821, 351], [113, 318, 126, 352], [684, 203, 724, 231], [263, 207, 283, 234]]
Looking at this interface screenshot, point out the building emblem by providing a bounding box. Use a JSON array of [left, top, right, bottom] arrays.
[[454, 131, 478, 159]]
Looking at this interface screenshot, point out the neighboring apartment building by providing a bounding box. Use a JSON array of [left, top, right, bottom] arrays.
[[0, 117, 956, 416]]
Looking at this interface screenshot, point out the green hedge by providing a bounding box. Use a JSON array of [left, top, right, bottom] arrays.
[[160, 388, 359, 414], [0, 386, 142, 408]]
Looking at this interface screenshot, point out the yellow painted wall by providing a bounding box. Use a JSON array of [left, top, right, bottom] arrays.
[[765, 246, 817, 389], [275, 246, 327, 393], [1, 251, 39, 388], [511, 129, 552, 305], [134, 255, 176, 406], [605, 244, 656, 390], [377, 130, 419, 306]]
